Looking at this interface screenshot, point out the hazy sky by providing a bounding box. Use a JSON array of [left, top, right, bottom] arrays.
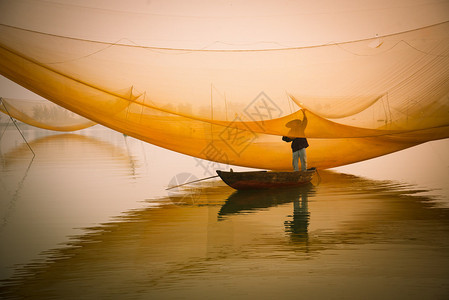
[[1, 0, 448, 47]]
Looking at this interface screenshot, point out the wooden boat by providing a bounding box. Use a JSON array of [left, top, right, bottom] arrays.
[[216, 168, 316, 190]]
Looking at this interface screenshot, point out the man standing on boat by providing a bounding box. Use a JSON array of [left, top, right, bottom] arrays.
[[282, 109, 309, 172]]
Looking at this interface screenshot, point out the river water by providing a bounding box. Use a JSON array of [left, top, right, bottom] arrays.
[[1, 124, 448, 299]]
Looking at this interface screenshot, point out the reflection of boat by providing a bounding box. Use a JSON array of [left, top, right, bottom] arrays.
[[218, 184, 314, 218], [216, 169, 315, 190]]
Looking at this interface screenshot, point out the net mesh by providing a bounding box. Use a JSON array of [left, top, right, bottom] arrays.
[[0, 20, 448, 170], [0, 97, 96, 131]]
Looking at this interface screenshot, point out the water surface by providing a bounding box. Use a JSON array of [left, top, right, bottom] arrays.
[[1, 124, 448, 299]]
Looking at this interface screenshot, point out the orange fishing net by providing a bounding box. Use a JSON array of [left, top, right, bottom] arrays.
[[0, 98, 96, 131], [0, 20, 448, 170]]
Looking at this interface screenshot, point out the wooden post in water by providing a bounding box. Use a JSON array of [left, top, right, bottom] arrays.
[[0, 97, 36, 157]]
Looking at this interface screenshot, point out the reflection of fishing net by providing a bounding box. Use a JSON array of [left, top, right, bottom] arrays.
[[0, 21, 448, 170], [0, 98, 96, 131]]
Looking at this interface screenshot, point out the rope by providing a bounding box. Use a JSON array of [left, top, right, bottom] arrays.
[[1, 20, 448, 53]]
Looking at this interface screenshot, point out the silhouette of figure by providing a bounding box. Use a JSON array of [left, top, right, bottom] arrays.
[[282, 110, 309, 171], [285, 186, 310, 239]]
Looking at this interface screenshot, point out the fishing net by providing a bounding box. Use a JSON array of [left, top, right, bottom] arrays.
[[0, 98, 96, 131], [0, 6, 448, 170]]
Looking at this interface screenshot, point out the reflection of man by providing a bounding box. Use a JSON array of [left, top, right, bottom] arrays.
[[284, 185, 311, 241], [292, 187, 309, 236], [282, 110, 309, 171]]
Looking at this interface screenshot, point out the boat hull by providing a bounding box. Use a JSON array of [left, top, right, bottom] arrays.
[[216, 169, 315, 190]]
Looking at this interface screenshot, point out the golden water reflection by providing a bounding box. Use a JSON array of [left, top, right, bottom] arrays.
[[219, 184, 314, 244], [1, 169, 448, 299], [0, 127, 156, 285]]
